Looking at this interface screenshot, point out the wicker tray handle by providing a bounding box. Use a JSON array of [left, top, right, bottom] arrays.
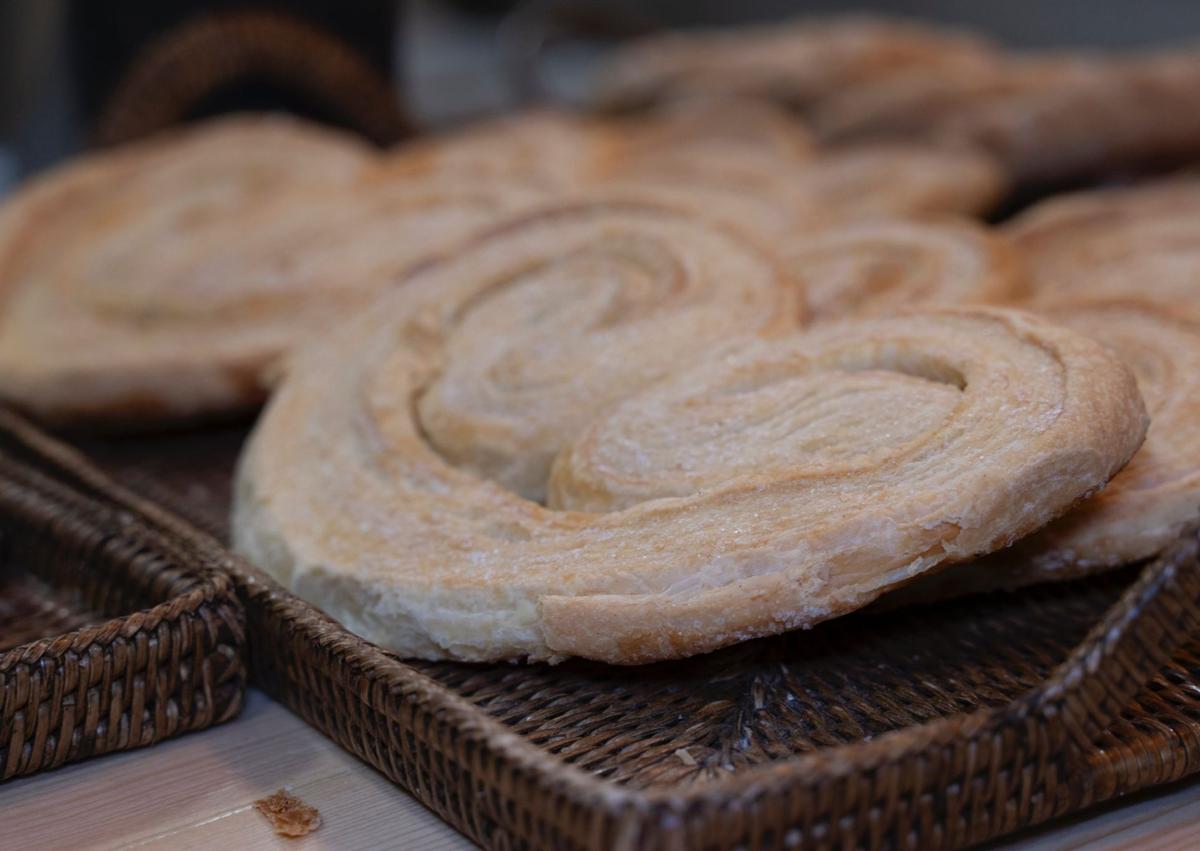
[[94, 10, 410, 147]]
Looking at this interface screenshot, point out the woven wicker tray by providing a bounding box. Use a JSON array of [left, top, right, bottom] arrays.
[[7, 409, 1200, 849], [0, 417, 246, 782]]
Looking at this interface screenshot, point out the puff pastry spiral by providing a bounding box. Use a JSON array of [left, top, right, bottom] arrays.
[[895, 299, 1200, 598], [395, 201, 803, 501], [0, 116, 553, 424], [233, 200, 1146, 664], [0, 114, 370, 296], [813, 52, 1200, 185], [1008, 177, 1200, 305], [783, 218, 1026, 321], [596, 15, 996, 111], [382, 110, 603, 190]]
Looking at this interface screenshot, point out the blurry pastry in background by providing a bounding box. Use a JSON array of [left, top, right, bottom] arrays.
[[0, 114, 372, 299], [939, 53, 1200, 185], [810, 55, 1101, 146], [813, 52, 1200, 186], [588, 104, 1007, 235], [597, 97, 817, 171], [785, 143, 1008, 223], [386, 100, 1008, 247], [783, 218, 1026, 322], [595, 15, 998, 113], [1007, 176, 1200, 304], [381, 109, 603, 190], [0, 115, 551, 427], [579, 99, 818, 238]]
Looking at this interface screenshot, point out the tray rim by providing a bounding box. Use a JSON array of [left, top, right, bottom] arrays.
[[6, 408, 1200, 849], [0, 422, 248, 781]]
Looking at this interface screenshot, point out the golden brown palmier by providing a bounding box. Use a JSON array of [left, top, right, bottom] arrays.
[[403, 200, 803, 502], [894, 299, 1200, 600], [936, 53, 1200, 184], [1008, 176, 1200, 305], [0, 116, 555, 425], [783, 218, 1026, 321], [234, 229, 1146, 664], [382, 110, 605, 190], [788, 144, 1008, 222], [810, 55, 1100, 144], [0, 114, 371, 300], [596, 15, 997, 111]]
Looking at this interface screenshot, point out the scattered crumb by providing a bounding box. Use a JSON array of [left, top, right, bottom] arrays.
[[254, 789, 322, 838], [674, 747, 697, 766]]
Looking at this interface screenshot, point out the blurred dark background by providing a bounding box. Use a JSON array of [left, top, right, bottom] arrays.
[[3, 0, 1200, 189]]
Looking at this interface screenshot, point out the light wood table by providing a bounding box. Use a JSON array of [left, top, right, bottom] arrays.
[[3, 688, 1197, 850]]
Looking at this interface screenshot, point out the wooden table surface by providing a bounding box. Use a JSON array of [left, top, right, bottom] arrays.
[[3, 688, 1199, 851]]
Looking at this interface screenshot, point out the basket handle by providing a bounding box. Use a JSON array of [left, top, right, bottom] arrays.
[[94, 10, 411, 147], [995, 527, 1200, 758]]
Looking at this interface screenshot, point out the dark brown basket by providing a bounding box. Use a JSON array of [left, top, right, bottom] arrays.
[[0, 415, 246, 781], [94, 9, 410, 147], [9, 410, 1200, 849]]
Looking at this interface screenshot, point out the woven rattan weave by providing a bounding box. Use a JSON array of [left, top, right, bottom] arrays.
[[0, 416, 246, 781], [6, 410, 1200, 849]]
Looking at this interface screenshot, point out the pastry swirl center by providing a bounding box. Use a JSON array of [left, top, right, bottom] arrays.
[[549, 346, 963, 512]]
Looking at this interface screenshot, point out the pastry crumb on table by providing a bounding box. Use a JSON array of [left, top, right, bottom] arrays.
[[253, 789, 322, 838]]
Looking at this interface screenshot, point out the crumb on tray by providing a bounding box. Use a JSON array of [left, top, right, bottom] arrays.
[[254, 789, 322, 838]]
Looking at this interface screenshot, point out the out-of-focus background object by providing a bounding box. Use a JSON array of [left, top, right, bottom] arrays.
[[6, 0, 1200, 184], [0, 0, 405, 182], [74, 1, 407, 148]]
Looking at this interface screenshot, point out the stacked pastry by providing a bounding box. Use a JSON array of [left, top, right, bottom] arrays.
[[603, 15, 1200, 187], [0, 115, 553, 423], [231, 206, 1142, 663], [0, 100, 1005, 426], [898, 179, 1200, 600], [1, 15, 1198, 666], [224, 175, 1191, 663]]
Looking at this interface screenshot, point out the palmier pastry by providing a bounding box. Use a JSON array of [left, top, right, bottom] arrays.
[[382, 110, 605, 191], [810, 55, 1101, 145], [934, 53, 1200, 184], [1007, 177, 1200, 305], [594, 142, 1008, 239], [391, 200, 801, 502], [0, 114, 371, 300], [0, 116, 553, 426], [598, 98, 816, 175], [233, 200, 1146, 663], [893, 299, 1200, 599], [812, 52, 1200, 185], [582, 99, 818, 238], [600, 142, 1012, 235], [595, 15, 997, 112], [391, 102, 818, 278], [783, 218, 1026, 321], [788, 144, 1008, 222]]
